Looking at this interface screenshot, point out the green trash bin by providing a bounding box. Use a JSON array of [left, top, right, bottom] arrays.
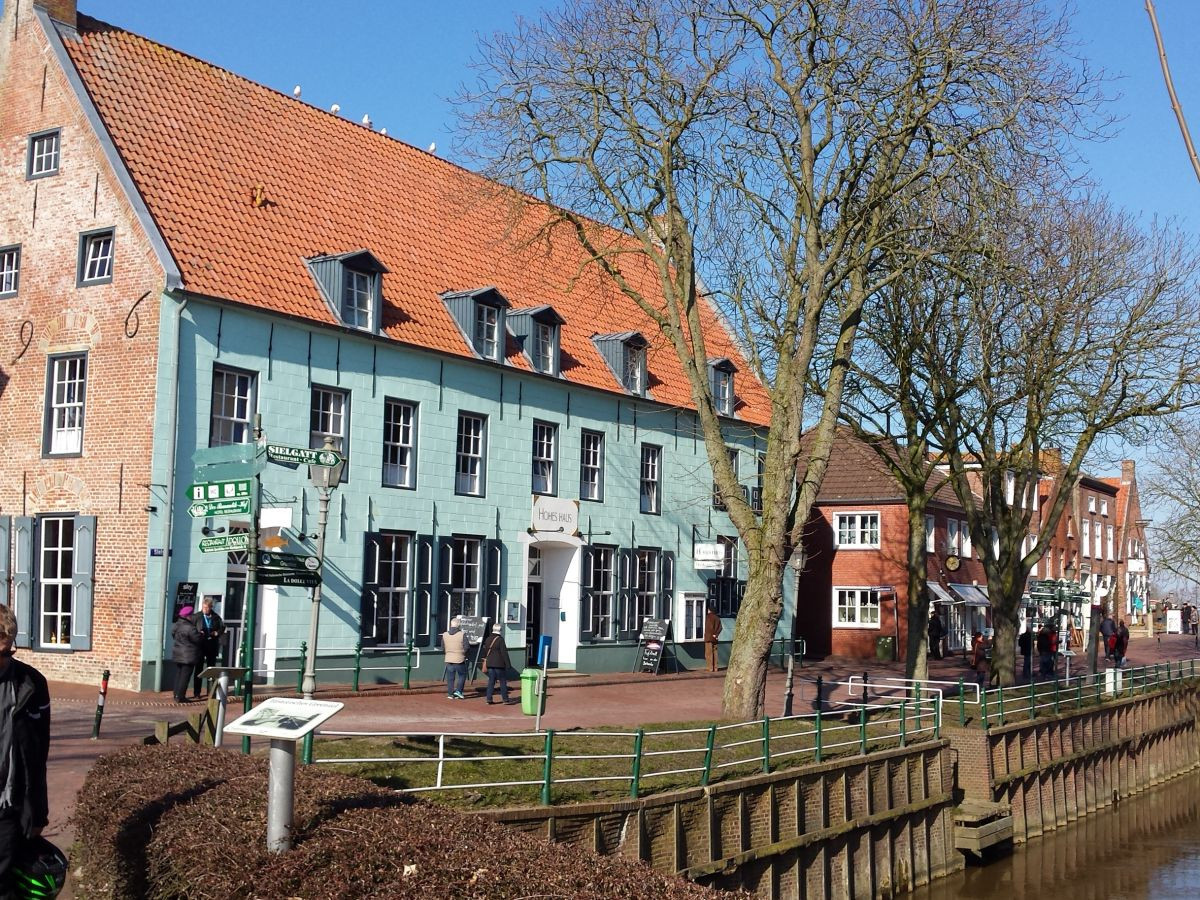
[[875, 636, 895, 662], [520, 668, 543, 716]]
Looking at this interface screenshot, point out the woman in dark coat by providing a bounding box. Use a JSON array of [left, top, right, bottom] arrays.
[[171, 605, 202, 703], [481, 624, 513, 705]]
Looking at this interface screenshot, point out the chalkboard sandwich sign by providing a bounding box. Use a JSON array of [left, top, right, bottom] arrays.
[[635, 618, 671, 675]]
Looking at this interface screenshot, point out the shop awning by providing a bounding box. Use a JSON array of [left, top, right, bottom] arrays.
[[949, 583, 990, 607], [928, 583, 958, 605]]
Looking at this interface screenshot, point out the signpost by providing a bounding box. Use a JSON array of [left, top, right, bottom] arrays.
[[187, 497, 251, 518], [197, 665, 248, 748], [265, 444, 343, 468], [187, 478, 252, 502], [199, 533, 251, 553], [225, 697, 344, 853], [257, 570, 321, 588]]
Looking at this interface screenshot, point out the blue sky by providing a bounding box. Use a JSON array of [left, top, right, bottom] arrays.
[[73, 0, 1200, 229]]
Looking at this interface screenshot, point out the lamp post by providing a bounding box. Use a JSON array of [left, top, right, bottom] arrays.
[[301, 437, 344, 700]]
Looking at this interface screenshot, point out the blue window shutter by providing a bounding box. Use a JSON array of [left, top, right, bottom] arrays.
[[483, 539, 503, 623], [69, 515, 97, 651], [414, 534, 434, 645], [579, 546, 594, 643], [660, 550, 675, 622], [0, 517, 9, 607], [12, 517, 33, 648], [360, 532, 382, 646], [435, 537, 454, 637], [617, 548, 634, 641]]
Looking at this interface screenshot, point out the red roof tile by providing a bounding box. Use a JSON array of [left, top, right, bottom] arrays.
[[61, 15, 770, 424]]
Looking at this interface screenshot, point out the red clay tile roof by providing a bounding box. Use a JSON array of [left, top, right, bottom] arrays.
[[60, 15, 770, 424]]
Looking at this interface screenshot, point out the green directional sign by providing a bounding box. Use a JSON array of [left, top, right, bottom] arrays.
[[187, 497, 252, 519], [185, 478, 252, 504], [265, 444, 343, 467], [258, 569, 322, 588], [257, 551, 320, 571], [199, 533, 251, 553]]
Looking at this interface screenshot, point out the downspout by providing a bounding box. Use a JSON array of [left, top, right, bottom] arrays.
[[153, 292, 188, 691]]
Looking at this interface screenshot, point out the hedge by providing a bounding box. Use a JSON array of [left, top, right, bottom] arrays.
[[72, 745, 744, 899]]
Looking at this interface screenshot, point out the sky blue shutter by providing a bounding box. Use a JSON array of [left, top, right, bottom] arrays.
[[360, 533, 381, 645], [483, 539, 502, 623], [415, 534, 434, 645], [436, 536, 454, 637], [660, 550, 675, 622], [617, 548, 634, 641], [12, 517, 33, 648], [579, 546, 594, 643], [70, 515, 97, 651], [0, 517, 9, 608]]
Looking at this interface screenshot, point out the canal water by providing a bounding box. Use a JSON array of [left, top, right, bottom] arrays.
[[913, 769, 1200, 899]]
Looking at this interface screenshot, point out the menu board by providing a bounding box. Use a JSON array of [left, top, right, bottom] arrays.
[[636, 619, 671, 675], [458, 616, 490, 679]]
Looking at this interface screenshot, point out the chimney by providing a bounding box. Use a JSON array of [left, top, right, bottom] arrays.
[[1039, 447, 1063, 476], [1121, 459, 1136, 482], [35, 1, 77, 28]]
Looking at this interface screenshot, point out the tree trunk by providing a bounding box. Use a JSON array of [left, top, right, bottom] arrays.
[[904, 501, 932, 682], [722, 558, 785, 719]]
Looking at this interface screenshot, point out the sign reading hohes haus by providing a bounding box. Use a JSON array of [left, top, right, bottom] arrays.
[[532, 496, 579, 536]]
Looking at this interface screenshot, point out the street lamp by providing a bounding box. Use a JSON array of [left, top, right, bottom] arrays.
[[301, 436, 344, 699]]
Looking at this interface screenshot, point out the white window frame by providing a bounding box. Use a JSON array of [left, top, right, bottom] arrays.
[[531, 420, 557, 496], [579, 430, 604, 501], [1100, 498, 1109, 517], [834, 512, 880, 549], [590, 546, 616, 640], [38, 515, 74, 646], [78, 229, 114, 285], [634, 549, 659, 626], [27, 129, 60, 178], [309, 386, 349, 477], [372, 532, 411, 645], [210, 366, 255, 447], [713, 367, 734, 415], [455, 412, 487, 496], [960, 520, 972, 557], [680, 591, 706, 642], [925, 515, 936, 553], [533, 321, 556, 375], [46, 353, 87, 456], [624, 343, 645, 394], [341, 268, 373, 329], [383, 399, 417, 488], [834, 587, 881, 629], [639, 444, 661, 514], [1106, 524, 1115, 561], [1081, 518, 1091, 558], [0, 245, 19, 296], [449, 537, 482, 618], [1087, 496, 1096, 513], [474, 303, 499, 360]]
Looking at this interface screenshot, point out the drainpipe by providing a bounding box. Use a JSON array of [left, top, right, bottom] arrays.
[[152, 292, 188, 691]]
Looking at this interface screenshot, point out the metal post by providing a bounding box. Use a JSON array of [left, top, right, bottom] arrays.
[[301, 445, 336, 700], [783, 651, 795, 717], [241, 467, 262, 755], [958, 677, 966, 727], [813, 676, 824, 713], [861, 670, 869, 707], [998, 682, 1005, 725], [540, 730, 555, 805], [1029, 678, 1036, 721], [814, 707, 823, 762], [900, 701, 907, 747], [981, 688, 990, 731], [213, 671, 231, 749], [701, 725, 717, 786], [266, 739, 296, 853], [630, 729, 644, 798], [404, 638, 414, 690], [296, 642, 307, 694], [352, 640, 363, 693], [1053, 679, 1060, 714], [90, 669, 110, 740], [859, 710, 868, 754], [761, 717, 771, 773]]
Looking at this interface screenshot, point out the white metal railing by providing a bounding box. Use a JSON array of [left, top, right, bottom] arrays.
[[843, 673, 979, 706]]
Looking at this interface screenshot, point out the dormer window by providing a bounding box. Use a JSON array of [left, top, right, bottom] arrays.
[[593, 332, 649, 395], [708, 357, 737, 416], [307, 250, 388, 333], [508, 305, 565, 376], [624, 344, 645, 394], [443, 287, 511, 362]]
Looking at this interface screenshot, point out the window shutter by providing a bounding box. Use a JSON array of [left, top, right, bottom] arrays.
[[414, 534, 434, 644], [660, 550, 675, 622], [483, 539, 503, 623], [435, 536, 454, 637], [579, 546, 594, 643], [360, 533, 382, 646], [69, 515, 97, 651], [12, 517, 34, 648], [0, 517, 9, 607], [617, 548, 634, 641]]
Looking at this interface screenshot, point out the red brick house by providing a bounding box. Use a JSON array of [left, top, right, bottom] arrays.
[[794, 433, 988, 662]]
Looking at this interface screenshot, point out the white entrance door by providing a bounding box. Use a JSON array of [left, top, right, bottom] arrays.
[[533, 542, 581, 667]]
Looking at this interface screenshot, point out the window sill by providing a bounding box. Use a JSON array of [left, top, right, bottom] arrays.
[[834, 544, 881, 551], [77, 277, 114, 288], [833, 623, 882, 630]]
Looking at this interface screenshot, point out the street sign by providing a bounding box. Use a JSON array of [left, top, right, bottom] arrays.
[[257, 551, 320, 571], [265, 444, 343, 467], [258, 569, 322, 588], [185, 478, 252, 503], [187, 497, 252, 518], [199, 533, 251, 553]]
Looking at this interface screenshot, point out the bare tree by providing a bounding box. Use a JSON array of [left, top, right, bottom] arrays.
[[1144, 420, 1200, 587], [459, 0, 1099, 716]]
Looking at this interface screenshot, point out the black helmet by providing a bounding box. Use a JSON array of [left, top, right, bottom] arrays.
[[12, 836, 68, 899]]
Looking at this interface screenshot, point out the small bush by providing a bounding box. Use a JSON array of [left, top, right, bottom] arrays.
[[73, 745, 743, 899]]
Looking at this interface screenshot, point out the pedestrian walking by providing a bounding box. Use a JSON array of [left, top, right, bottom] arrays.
[[1115, 619, 1130, 668], [971, 631, 989, 688], [441, 617, 468, 700], [171, 606, 201, 703], [1018, 625, 1033, 682], [480, 624, 514, 704], [190, 597, 226, 699], [1099, 612, 1117, 662], [1190, 606, 1199, 642], [704, 605, 722, 672], [928, 609, 945, 661], [0, 604, 51, 897], [1036, 623, 1055, 679]]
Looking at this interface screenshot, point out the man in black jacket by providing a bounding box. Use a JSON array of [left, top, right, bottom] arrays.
[[0, 604, 51, 895]]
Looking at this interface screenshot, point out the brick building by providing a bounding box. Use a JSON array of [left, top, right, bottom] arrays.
[[0, 1, 787, 690]]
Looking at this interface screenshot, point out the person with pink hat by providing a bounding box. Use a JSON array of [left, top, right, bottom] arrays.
[[170, 605, 201, 703]]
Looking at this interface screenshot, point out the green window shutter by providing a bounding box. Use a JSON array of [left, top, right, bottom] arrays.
[[579, 546, 594, 643], [0, 517, 9, 608], [617, 548, 634, 641], [414, 534, 435, 645], [12, 517, 33, 648], [69, 515, 97, 651], [483, 539, 503, 624], [360, 532, 382, 646], [435, 536, 454, 637], [660, 550, 675, 622]]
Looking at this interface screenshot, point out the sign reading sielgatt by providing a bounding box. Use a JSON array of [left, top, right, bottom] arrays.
[[266, 444, 343, 468]]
